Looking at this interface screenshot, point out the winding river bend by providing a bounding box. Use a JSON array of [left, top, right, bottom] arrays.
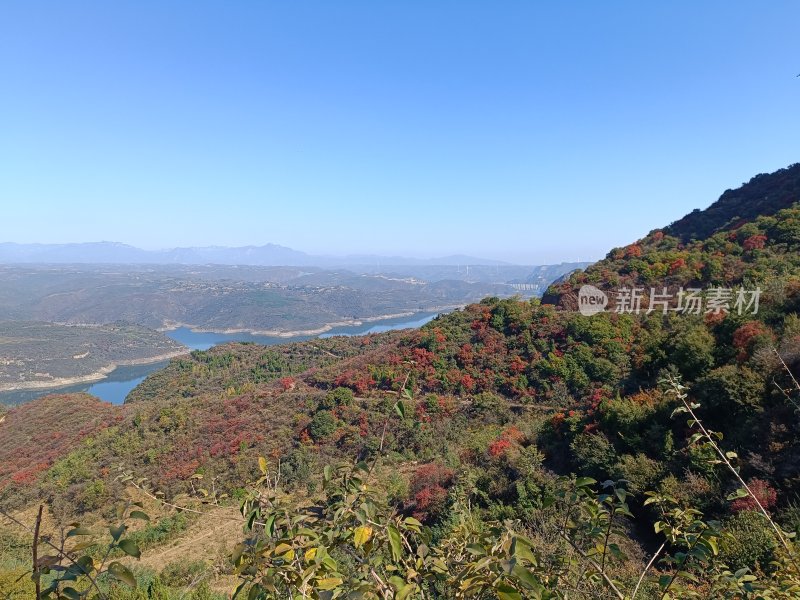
[[0, 312, 441, 406]]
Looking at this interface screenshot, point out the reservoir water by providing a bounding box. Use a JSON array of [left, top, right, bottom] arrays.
[[0, 312, 442, 406]]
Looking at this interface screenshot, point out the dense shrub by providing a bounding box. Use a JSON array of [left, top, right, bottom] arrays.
[[307, 410, 337, 441], [719, 510, 777, 572], [320, 386, 354, 410]]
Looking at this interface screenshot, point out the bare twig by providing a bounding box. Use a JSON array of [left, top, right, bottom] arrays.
[[773, 377, 800, 412], [32, 505, 43, 600], [667, 376, 797, 564], [557, 531, 625, 600], [659, 535, 702, 600], [774, 347, 800, 393], [0, 508, 105, 599], [600, 501, 616, 572], [631, 542, 664, 599]]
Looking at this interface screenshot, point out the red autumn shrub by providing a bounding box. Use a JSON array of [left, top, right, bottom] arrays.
[[625, 244, 643, 258], [278, 376, 296, 392], [411, 463, 455, 494], [731, 478, 777, 513], [415, 402, 431, 423], [413, 485, 448, 521], [668, 258, 686, 274], [0, 394, 119, 491], [743, 234, 767, 251], [488, 437, 512, 457], [502, 425, 525, 443], [410, 462, 455, 522], [509, 356, 527, 374], [459, 371, 475, 391], [732, 321, 773, 361], [551, 412, 566, 430]]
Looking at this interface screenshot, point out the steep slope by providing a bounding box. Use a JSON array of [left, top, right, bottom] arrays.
[[666, 163, 800, 242], [544, 163, 800, 310], [0, 394, 120, 497]]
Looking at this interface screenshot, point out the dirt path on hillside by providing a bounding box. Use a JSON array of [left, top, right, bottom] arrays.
[[136, 506, 243, 571]]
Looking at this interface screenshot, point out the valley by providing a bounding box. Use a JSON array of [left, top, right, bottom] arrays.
[[2, 164, 800, 598], [0, 263, 585, 333]]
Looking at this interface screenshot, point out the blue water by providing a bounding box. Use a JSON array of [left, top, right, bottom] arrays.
[[0, 361, 170, 406], [166, 312, 439, 350], [0, 312, 441, 406], [320, 312, 437, 337]]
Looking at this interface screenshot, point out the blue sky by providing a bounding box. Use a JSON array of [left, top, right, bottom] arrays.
[[0, 1, 798, 264]]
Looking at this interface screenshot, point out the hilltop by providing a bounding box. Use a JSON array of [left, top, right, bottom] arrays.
[[666, 163, 800, 242], [544, 162, 800, 310]]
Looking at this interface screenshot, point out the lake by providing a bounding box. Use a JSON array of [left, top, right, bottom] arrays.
[[0, 311, 442, 406]]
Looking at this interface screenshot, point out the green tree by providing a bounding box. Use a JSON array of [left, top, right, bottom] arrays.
[[307, 410, 337, 441]]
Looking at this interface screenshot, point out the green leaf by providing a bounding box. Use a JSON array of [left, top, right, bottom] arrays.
[[575, 477, 596, 488], [108, 561, 136, 587], [388, 524, 403, 562], [510, 537, 536, 565], [232, 581, 248, 599], [323, 464, 333, 485], [247, 584, 263, 600], [706, 536, 719, 555], [403, 517, 422, 528], [726, 487, 749, 501], [129, 510, 149, 522], [466, 543, 487, 556], [317, 577, 343, 590], [396, 583, 417, 600], [109, 524, 126, 542], [394, 401, 406, 419], [68, 540, 96, 552], [231, 543, 246, 565], [118, 539, 141, 559], [61, 588, 81, 600], [511, 564, 543, 591], [66, 527, 92, 538], [76, 555, 95, 573], [496, 583, 522, 600], [671, 406, 688, 418], [265, 514, 276, 537], [677, 570, 698, 582]]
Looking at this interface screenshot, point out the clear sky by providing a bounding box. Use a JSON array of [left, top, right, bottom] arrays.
[[0, 1, 798, 264]]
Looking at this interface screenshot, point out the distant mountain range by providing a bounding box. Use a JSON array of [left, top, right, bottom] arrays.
[[0, 242, 517, 267]]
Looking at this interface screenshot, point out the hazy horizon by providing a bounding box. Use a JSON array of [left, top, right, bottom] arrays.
[[0, 239, 596, 266]]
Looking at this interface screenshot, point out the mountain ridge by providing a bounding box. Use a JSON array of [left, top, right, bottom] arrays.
[[0, 241, 518, 267], [543, 161, 800, 308]]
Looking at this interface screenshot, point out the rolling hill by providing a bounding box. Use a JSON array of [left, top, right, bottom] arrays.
[[2, 164, 800, 599]]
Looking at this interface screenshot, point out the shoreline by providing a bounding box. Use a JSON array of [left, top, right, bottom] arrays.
[[0, 349, 189, 393], [157, 305, 463, 338], [0, 306, 464, 393]]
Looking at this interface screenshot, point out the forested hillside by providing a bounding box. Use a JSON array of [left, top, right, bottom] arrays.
[[2, 165, 800, 599]]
